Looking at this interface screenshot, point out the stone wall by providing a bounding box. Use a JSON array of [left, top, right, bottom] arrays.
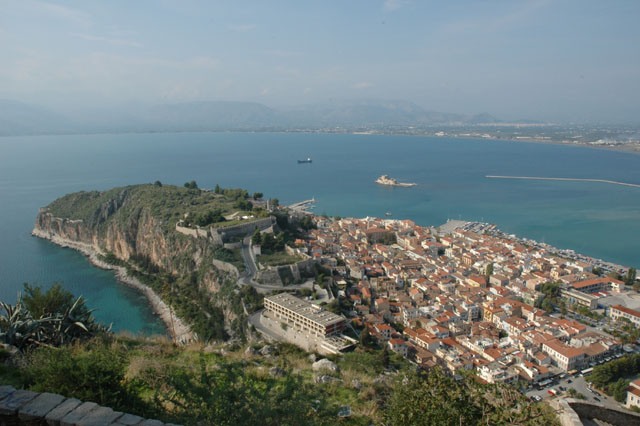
[[175, 224, 207, 239], [212, 217, 276, 243], [569, 400, 640, 426], [211, 259, 239, 278], [0, 385, 179, 426]]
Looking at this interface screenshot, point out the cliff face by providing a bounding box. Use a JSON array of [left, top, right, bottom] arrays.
[[34, 208, 199, 277], [33, 184, 244, 341]]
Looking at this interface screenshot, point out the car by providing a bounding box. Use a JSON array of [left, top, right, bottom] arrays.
[[567, 379, 573, 383], [559, 386, 567, 391], [594, 397, 601, 402]]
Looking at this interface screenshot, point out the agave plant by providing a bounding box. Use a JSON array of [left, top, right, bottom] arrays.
[[0, 293, 111, 350], [46, 296, 111, 346], [0, 297, 44, 350]]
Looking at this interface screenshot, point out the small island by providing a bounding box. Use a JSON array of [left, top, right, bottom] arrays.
[[375, 174, 416, 187]]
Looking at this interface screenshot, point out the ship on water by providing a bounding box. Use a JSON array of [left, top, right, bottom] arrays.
[[375, 174, 416, 187], [297, 157, 312, 164]]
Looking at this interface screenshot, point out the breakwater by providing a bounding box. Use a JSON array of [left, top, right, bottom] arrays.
[[486, 175, 640, 189]]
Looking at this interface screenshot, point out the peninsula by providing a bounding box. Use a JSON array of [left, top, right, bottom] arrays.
[[375, 174, 416, 187]]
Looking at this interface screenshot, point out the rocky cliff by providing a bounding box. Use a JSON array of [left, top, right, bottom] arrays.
[[32, 184, 252, 342]]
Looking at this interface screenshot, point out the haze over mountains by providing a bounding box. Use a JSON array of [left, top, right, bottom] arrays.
[[0, 98, 506, 136]]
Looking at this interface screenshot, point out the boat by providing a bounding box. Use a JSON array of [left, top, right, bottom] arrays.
[[297, 157, 312, 164], [375, 174, 416, 187], [385, 212, 393, 217]]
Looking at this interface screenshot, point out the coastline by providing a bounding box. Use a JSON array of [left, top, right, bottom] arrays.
[[1, 129, 638, 154], [31, 228, 195, 344]]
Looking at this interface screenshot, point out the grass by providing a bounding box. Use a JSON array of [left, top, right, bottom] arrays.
[[257, 252, 303, 267]]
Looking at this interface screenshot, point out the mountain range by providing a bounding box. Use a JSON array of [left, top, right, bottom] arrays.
[[0, 98, 504, 136]]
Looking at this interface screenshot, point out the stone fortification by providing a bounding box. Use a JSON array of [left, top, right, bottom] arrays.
[[255, 249, 316, 285], [0, 385, 180, 426], [176, 217, 275, 245]]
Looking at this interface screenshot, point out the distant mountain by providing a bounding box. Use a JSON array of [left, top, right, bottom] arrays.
[[0, 98, 509, 136], [0, 99, 72, 136], [141, 101, 280, 131]]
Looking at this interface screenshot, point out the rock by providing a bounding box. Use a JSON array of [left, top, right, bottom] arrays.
[[351, 379, 362, 390], [269, 367, 286, 378], [314, 375, 336, 384], [259, 345, 275, 356], [0, 344, 20, 366], [245, 346, 258, 356], [308, 354, 317, 363], [45, 398, 81, 425], [18, 392, 66, 421], [76, 406, 122, 426], [0, 389, 39, 417], [373, 375, 390, 386], [312, 358, 339, 373], [60, 401, 98, 426]]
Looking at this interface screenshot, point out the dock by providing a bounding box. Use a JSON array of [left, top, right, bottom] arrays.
[[287, 198, 316, 212]]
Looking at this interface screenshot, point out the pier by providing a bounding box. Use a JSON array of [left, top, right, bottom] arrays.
[[486, 175, 640, 189], [287, 198, 316, 212]]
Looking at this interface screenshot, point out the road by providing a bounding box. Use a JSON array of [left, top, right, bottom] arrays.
[[525, 375, 634, 413]]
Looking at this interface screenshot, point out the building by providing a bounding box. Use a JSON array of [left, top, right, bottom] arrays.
[[627, 378, 640, 409], [264, 293, 345, 337], [542, 339, 586, 372], [570, 277, 625, 294], [610, 305, 640, 327], [560, 288, 600, 310]]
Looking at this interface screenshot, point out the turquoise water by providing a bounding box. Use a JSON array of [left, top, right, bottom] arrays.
[[1, 133, 639, 333]]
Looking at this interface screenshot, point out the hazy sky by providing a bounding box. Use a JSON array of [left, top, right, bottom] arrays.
[[1, 0, 639, 123]]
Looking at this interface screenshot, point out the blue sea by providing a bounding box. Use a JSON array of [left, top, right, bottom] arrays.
[[1, 132, 639, 334]]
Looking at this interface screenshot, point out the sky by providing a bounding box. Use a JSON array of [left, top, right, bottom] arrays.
[[0, 0, 639, 123]]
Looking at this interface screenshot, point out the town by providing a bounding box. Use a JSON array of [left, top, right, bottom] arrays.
[[252, 211, 640, 410]]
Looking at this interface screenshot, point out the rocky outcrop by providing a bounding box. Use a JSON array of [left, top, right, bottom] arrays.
[[31, 186, 240, 343]]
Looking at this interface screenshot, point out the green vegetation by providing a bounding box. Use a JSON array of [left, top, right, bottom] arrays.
[[183, 180, 198, 189], [534, 281, 564, 313], [606, 317, 640, 344], [566, 388, 586, 400], [587, 354, 640, 401], [0, 284, 108, 350], [257, 252, 303, 267], [47, 184, 236, 233], [1, 291, 559, 426], [384, 368, 558, 425]]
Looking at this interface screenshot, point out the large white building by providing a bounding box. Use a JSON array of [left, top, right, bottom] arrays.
[[264, 292, 346, 337]]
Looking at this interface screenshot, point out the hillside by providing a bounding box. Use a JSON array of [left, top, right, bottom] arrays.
[[0, 334, 559, 425], [33, 183, 270, 342]]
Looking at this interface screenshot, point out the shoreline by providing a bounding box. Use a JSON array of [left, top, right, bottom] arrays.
[[31, 228, 195, 344], [2, 129, 639, 154]]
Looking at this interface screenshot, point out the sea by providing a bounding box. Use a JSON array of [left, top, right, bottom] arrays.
[[1, 132, 639, 335]]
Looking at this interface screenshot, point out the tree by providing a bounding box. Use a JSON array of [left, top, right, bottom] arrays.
[[22, 282, 87, 318], [359, 327, 373, 347], [485, 263, 494, 280], [270, 197, 279, 207], [184, 180, 198, 190], [154, 180, 162, 187], [384, 369, 557, 426], [625, 267, 637, 286], [214, 184, 221, 194], [252, 192, 263, 200], [251, 229, 262, 246]]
